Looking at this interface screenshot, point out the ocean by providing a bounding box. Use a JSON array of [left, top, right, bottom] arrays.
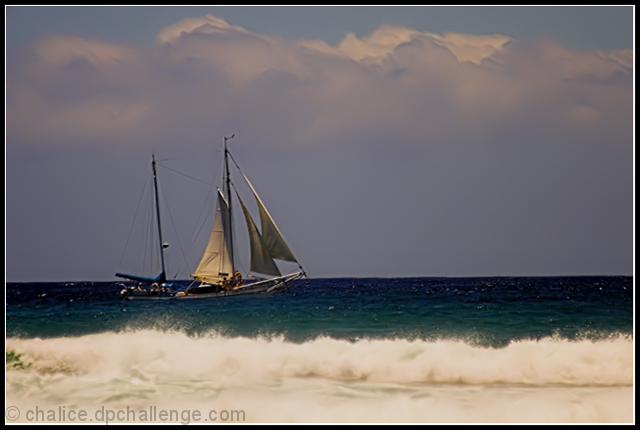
[[5, 276, 634, 423]]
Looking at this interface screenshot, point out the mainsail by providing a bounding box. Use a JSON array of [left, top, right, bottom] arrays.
[[240, 171, 298, 264], [192, 189, 234, 283], [237, 193, 281, 277]]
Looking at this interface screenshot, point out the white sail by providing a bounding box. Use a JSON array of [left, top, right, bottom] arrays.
[[237, 193, 282, 277], [192, 189, 234, 283], [240, 171, 298, 263]]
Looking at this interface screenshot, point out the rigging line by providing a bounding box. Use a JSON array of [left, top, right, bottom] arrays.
[[175, 154, 225, 252], [118, 171, 152, 269], [156, 164, 212, 187], [170, 270, 180, 282], [157, 180, 192, 277], [229, 182, 248, 276], [138, 181, 153, 274], [144, 181, 156, 275], [188, 194, 214, 256], [155, 156, 189, 163], [187, 156, 225, 253], [227, 151, 245, 178]]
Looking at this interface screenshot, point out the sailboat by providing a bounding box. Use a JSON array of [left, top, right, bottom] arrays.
[[119, 136, 305, 300], [176, 134, 305, 299], [117, 155, 177, 300]]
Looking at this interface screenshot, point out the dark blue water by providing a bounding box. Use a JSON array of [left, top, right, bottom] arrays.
[[6, 277, 633, 347]]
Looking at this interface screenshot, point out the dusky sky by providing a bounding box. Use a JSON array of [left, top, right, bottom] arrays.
[[5, 6, 634, 281]]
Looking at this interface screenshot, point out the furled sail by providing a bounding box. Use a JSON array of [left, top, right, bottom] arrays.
[[237, 192, 281, 277], [240, 172, 298, 263], [192, 189, 234, 283]]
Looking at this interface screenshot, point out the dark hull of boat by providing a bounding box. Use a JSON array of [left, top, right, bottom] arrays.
[[120, 272, 303, 301]]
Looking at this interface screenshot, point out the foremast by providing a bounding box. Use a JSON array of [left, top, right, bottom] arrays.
[[152, 155, 168, 283], [115, 155, 168, 284]]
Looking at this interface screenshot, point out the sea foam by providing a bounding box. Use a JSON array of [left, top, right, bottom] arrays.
[[6, 330, 634, 423]]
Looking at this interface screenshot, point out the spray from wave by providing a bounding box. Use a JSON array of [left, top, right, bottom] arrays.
[[6, 330, 633, 386], [6, 330, 633, 423]]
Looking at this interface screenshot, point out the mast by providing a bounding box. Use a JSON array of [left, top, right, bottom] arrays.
[[224, 134, 235, 275], [152, 154, 167, 282]]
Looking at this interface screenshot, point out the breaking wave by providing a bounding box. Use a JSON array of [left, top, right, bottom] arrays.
[[6, 330, 633, 423], [6, 330, 633, 386]]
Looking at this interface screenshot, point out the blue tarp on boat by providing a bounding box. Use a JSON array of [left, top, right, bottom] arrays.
[[115, 272, 166, 284]]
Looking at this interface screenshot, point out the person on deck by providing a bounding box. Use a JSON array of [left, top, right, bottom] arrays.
[[150, 283, 160, 295]]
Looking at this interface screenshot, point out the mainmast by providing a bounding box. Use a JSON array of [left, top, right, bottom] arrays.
[[152, 154, 167, 283], [224, 134, 235, 275]]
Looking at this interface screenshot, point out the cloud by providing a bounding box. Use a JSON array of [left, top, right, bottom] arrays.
[[7, 14, 631, 151], [6, 14, 633, 279], [155, 13, 250, 45], [336, 25, 512, 65]]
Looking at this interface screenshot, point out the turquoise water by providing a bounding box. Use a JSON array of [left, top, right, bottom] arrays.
[[6, 277, 633, 344]]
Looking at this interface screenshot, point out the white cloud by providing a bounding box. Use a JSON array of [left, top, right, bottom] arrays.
[[335, 25, 512, 65], [155, 13, 249, 45], [7, 14, 631, 151]]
